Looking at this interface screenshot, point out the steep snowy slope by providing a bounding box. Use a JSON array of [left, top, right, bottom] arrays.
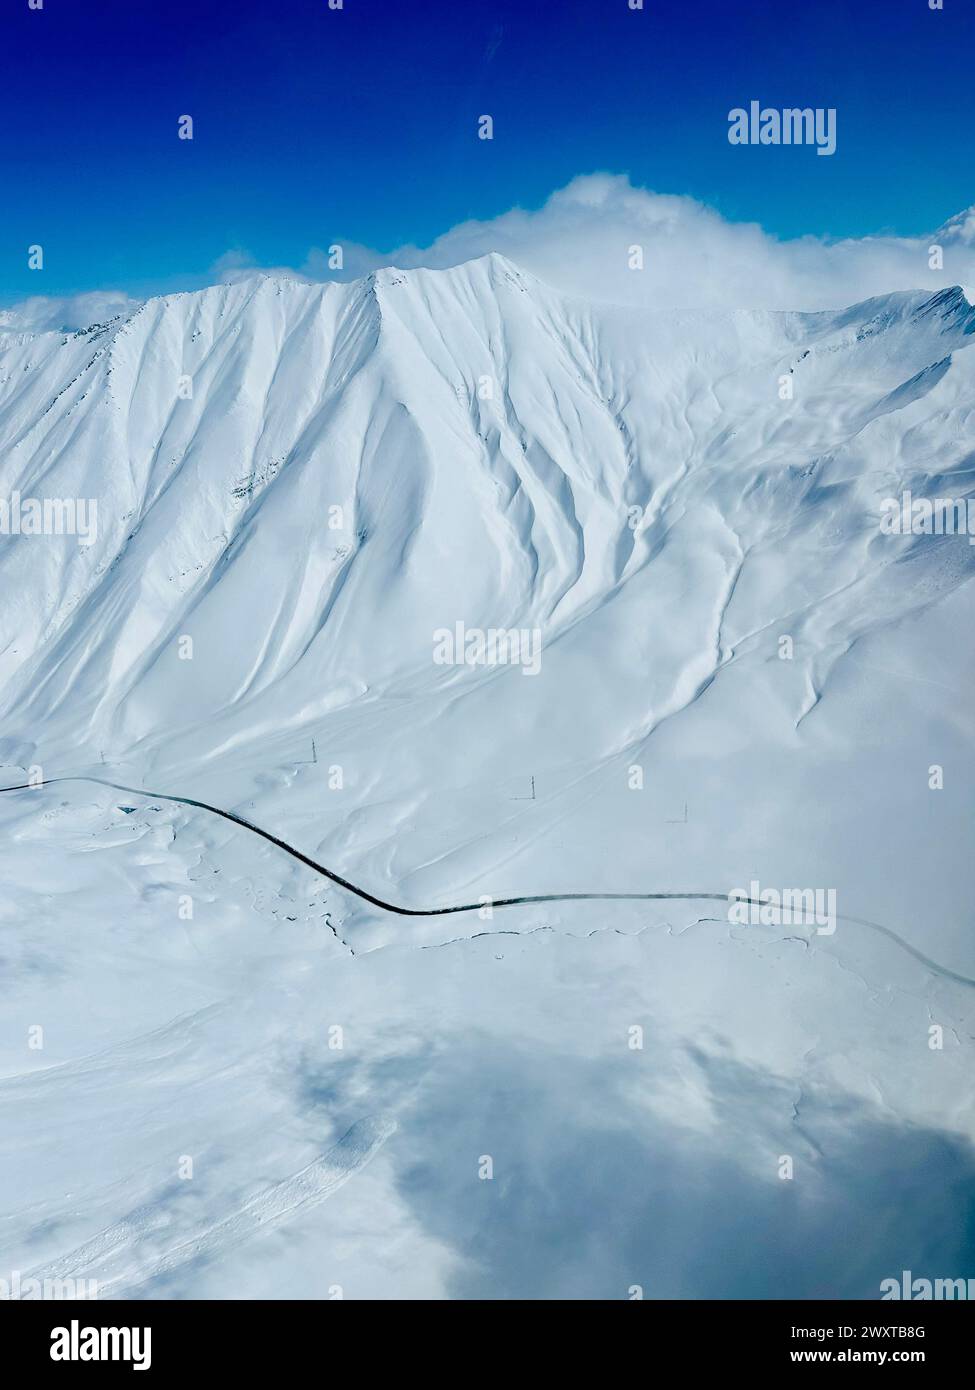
[[0, 259, 971, 757], [1, 259, 973, 925], [1, 258, 973, 1298]]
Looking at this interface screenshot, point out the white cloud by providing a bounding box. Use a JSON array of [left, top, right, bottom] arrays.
[[4, 174, 975, 329], [0, 288, 139, 335], [380, 173, 975, 313]]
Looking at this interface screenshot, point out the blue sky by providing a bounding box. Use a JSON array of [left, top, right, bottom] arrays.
[[2, 0, 973, 302]]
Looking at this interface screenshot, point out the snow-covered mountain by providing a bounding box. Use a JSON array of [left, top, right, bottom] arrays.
[[1, 256, 973, 1299]]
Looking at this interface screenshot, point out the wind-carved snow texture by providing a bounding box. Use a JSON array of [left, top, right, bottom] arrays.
[[0, 257, 973, 1298]]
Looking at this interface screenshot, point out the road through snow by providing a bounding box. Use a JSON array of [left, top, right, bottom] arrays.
[[1, 774, 971, 987]]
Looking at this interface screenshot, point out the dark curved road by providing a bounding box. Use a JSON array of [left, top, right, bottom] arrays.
[[1, 774, 972, 987]]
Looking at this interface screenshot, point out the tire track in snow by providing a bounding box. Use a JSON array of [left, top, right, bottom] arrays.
[[1, 776, 972, 987], [31, 1115, 396, 1298]]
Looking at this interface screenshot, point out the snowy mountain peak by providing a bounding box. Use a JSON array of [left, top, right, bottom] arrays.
[[934, 204, 975, 244], [0, 254, 973, 791]]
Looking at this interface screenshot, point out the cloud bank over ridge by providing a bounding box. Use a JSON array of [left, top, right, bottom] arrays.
[[373, 174, 975, 314], [4, 174, 975, 331]]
